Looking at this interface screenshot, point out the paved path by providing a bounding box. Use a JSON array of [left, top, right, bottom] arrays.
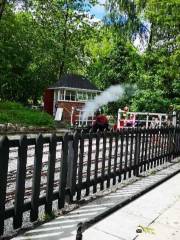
[[13, 161, 180, 240], [84, 172, 180, 240], [136, 199, 180, 240]]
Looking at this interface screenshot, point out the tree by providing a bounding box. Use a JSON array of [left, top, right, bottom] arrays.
[[105, 0, 148, 46], [0, 0, 31, 20], [105, 0, 180, 112], [0, 0, 6, 19], [32, 0, 98, 77], [86, 32, 141, 113], [84, 26, 115, 88], [0, 0, 98, 104], [0, 9, 38, 103]]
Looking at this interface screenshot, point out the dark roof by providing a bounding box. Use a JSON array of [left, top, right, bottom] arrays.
[[49, 74, 99, 91]]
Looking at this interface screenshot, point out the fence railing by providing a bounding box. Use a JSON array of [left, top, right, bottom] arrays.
[[0, 127, 180, 236]]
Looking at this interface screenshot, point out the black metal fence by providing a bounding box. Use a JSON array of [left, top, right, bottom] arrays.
[[0, 127, 180, 236]]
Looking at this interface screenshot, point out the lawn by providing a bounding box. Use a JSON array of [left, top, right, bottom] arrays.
[[0, 101, 54, 127]]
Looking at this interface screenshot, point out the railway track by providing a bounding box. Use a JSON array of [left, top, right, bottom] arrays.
[[6, 137, 167, 206]]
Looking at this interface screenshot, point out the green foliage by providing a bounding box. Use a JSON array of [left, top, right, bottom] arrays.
[[0, 101, 24, 110], [0, 101, 54, 127], [0, 0, 179, 115], [0, 0, 98, 104], [101, 40, 141, 87], [85, 27, 115, 88], [131, 90, 171, 112], [138, 225, 155, 234], [87, 36, 142, 89], [41, 212, 56, 222], [105, 0, 180, 112]]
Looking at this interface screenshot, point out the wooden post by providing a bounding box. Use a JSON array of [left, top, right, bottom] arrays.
[[113, 131, 118, 185], [45, 134, 56, 214], [0, 137, 9, 236], [13, 136, 27, 229], [30, 134, 43, 222], [86, 130, 92, 196], [119, 129, 124, 182], [101, 130, 107, 190], [66, 139, 75, 201], [93, 130, 100, 193], [59, 133, 68, 209], [77, 131, 84, 200]]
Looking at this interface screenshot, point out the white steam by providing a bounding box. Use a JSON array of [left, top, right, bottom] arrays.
[[82, 85, 124, 121]]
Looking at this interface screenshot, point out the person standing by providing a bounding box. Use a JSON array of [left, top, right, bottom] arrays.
[[92, 110, 109, 132]]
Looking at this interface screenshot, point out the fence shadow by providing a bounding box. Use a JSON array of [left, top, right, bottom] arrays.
[[0, 127, 180, 237]]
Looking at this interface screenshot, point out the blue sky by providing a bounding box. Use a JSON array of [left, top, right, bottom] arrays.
[[90, 0, 106, 19]]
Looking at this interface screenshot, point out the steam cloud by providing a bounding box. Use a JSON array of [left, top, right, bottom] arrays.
[[81, 84, 125, 121]]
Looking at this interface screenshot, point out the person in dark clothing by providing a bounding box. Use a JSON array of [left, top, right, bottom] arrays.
[[92, 110, 109, 132]]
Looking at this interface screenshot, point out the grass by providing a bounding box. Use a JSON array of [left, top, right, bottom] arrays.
[[0, 101, 54, 128], [138, 225, 155, 234], [40, 211, 56, 222]]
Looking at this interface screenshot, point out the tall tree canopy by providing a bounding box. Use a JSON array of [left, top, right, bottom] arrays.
[[0, 0, 179, 112], [105, 0, 180, 111], [0, 0, 98, 103]]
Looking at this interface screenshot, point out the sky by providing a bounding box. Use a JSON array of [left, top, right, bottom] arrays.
[[90, 0, 106, 19], [90, 0, 149, 52]]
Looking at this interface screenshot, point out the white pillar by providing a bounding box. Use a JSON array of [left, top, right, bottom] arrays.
[[159, 115, 162, 127], [146, 114, 149, 128], [117, 109, 121, 129], [172, 111, 176, 126], [71, 107, 74, 126]]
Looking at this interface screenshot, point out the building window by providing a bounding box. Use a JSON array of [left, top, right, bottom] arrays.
[[88, 93, 93, 100], [71, 91, 76, 101], [58, 90, 63, 100], [65, 91, 71, 101], [65, 90, 76, 101], [77, 92, 84, 101], [58, 89, 99, 102]]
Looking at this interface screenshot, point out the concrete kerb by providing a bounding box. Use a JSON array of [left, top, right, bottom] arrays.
[[76, 159, 180, 239]]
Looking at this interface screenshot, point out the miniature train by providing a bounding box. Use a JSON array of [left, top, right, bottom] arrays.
[[70, 106, 177, 131]]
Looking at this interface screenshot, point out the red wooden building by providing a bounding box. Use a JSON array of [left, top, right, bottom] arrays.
[[44, 74, 101, 123]]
